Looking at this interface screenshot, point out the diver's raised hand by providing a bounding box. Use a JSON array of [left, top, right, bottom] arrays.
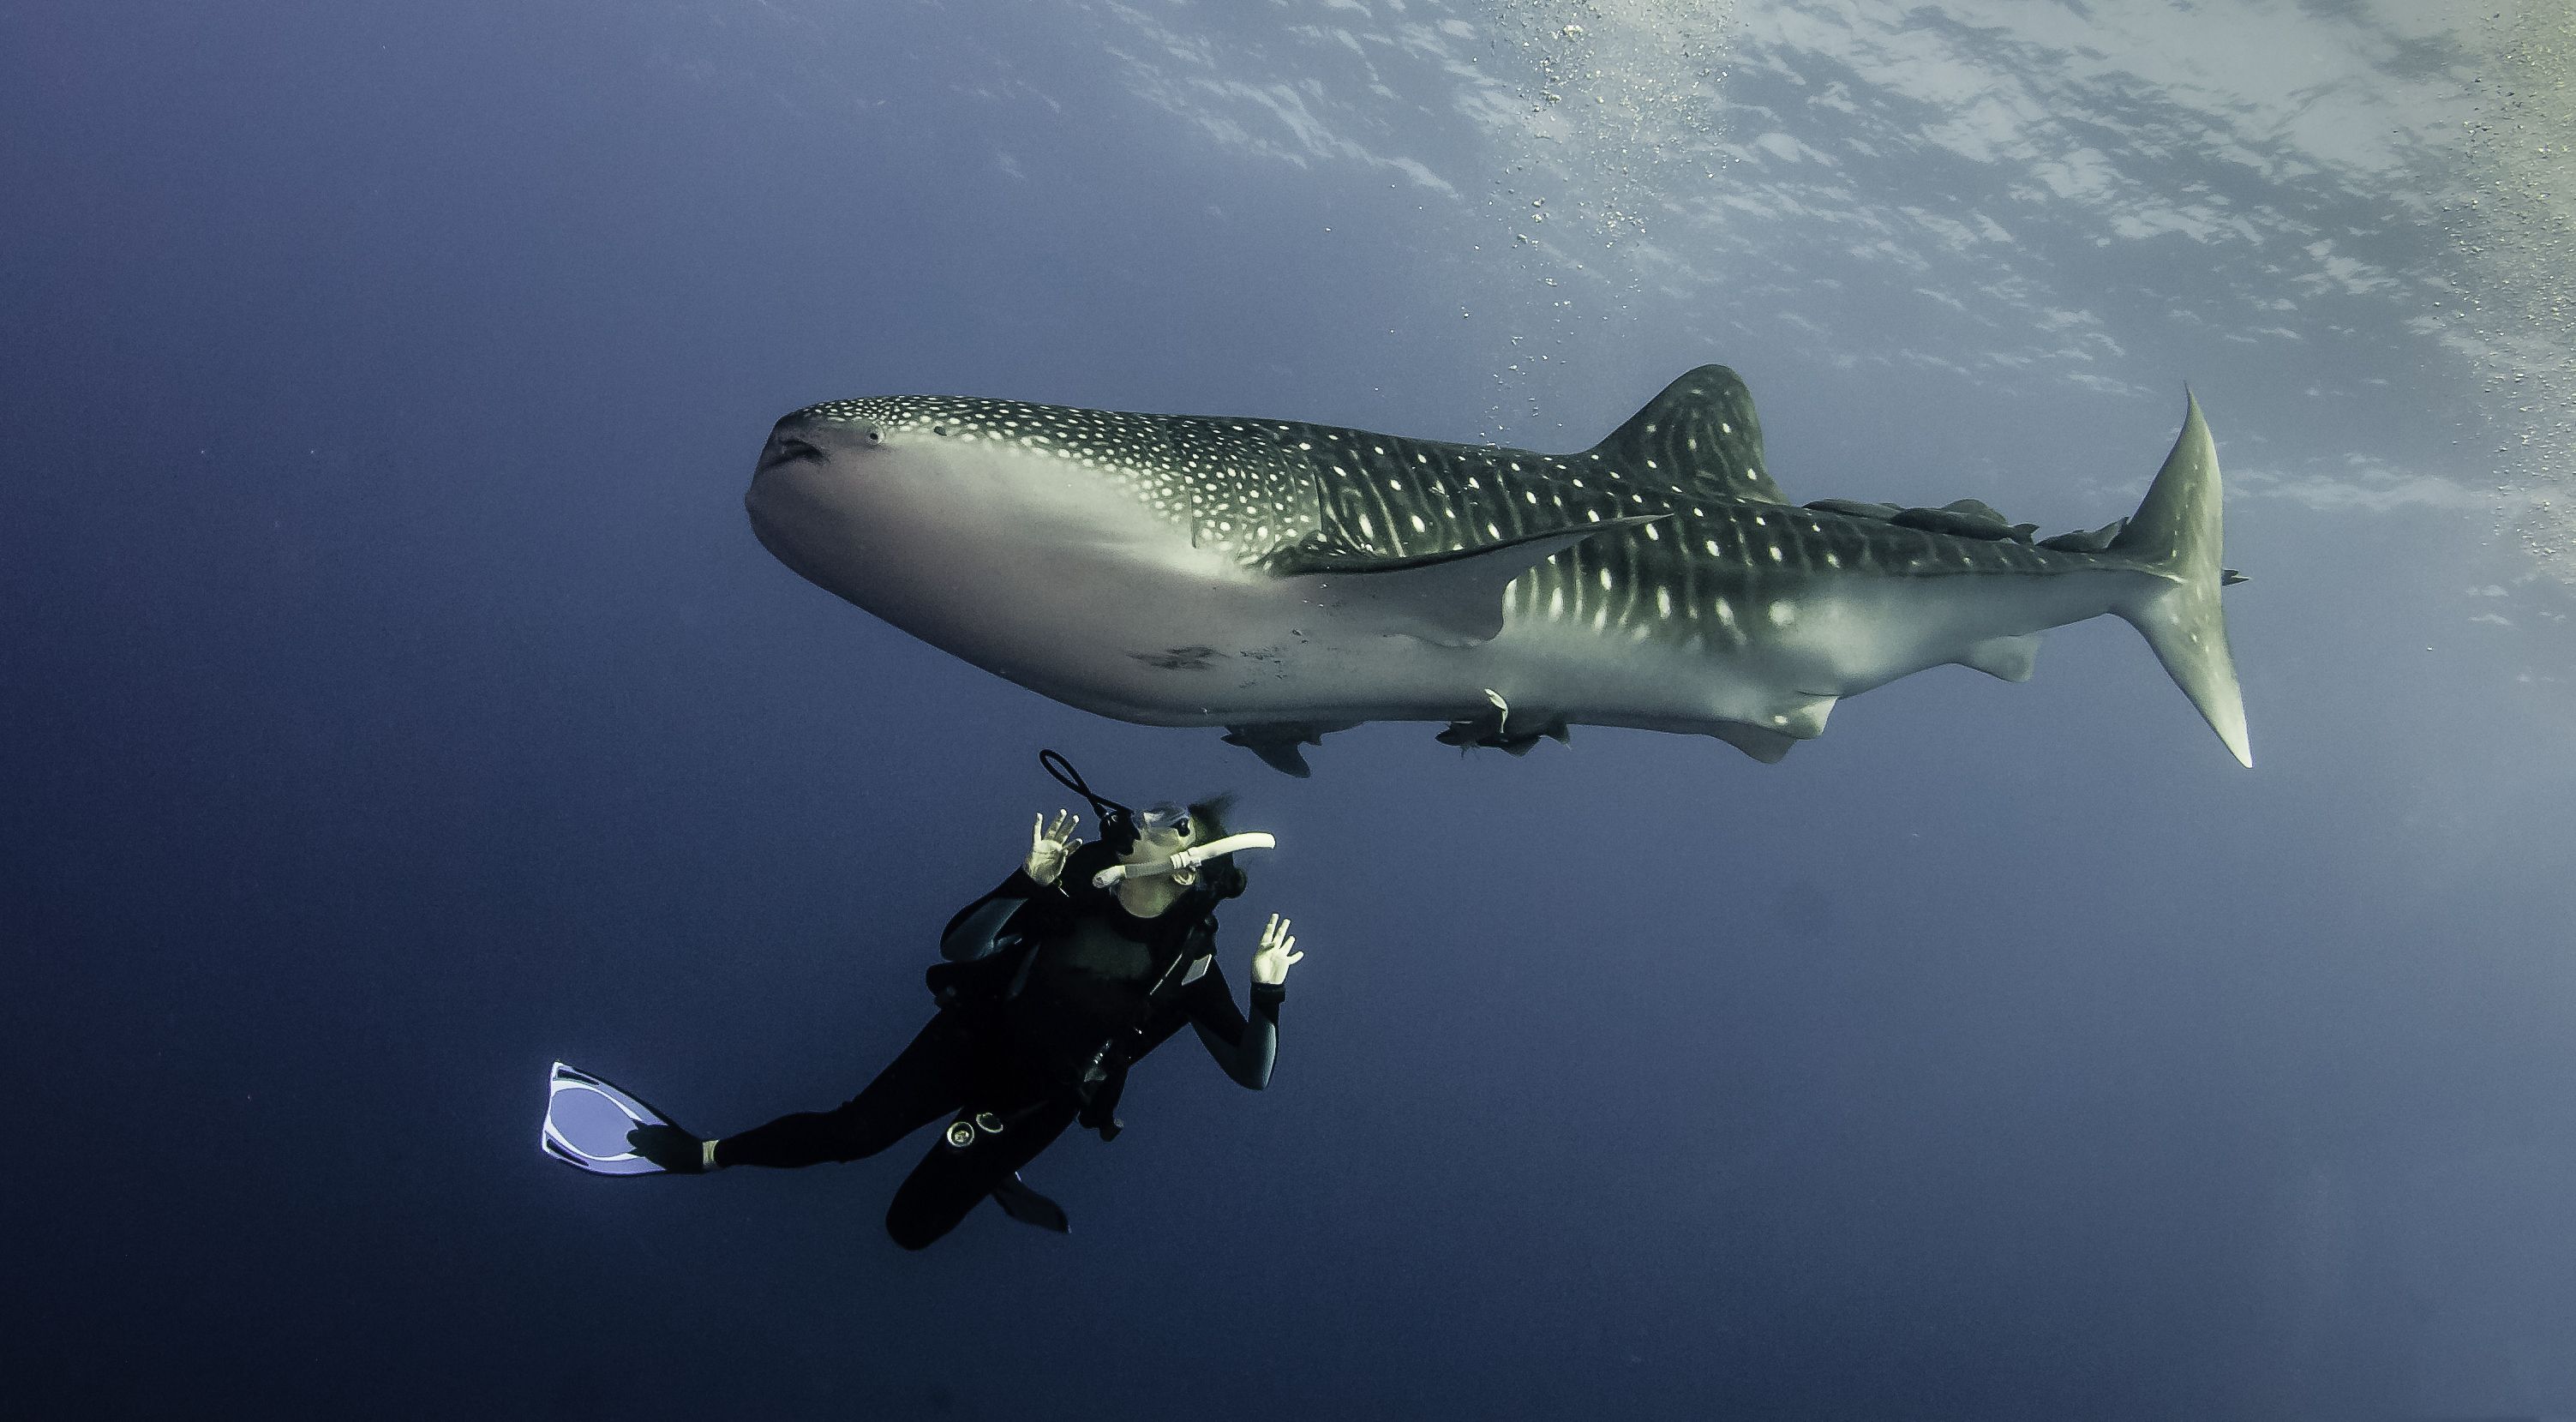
[[1250, 913, 1302, 986], [1025, 809, 1082, 885]]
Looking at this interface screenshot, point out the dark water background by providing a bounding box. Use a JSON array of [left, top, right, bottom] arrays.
[[8, 3, 2573, 1418]]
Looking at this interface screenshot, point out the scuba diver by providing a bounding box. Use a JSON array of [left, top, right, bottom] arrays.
[[540, 751, 1302, 1250]]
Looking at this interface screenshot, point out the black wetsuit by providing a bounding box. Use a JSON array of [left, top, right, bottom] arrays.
[[715, 842, 1283, 1249]]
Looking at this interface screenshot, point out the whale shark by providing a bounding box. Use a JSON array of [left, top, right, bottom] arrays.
[[746, 365, 2248, 775]]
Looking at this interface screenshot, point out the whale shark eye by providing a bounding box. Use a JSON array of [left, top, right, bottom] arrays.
[[861, 429, 882, 446]]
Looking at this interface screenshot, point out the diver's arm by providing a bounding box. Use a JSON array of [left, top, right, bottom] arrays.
[[1190, 913, 1297, 1087], [941, 811, 1084, 963], [939, 885, 1033, 963], [1183, 957, 1282, 1090]]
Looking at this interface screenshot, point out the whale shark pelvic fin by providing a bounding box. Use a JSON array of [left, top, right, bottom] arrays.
[[1220, 722, 1355, 777], [1709, 722, 1796, 764], [1956, 633, 2043, 682]]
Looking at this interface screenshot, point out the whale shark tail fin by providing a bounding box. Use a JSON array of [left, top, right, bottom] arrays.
[[2108, 392, 2250, 768]]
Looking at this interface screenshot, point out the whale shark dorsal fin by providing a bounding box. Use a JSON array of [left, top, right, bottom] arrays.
[[1273, 515, 1665, 647], [1590, 364, 1788, 505]]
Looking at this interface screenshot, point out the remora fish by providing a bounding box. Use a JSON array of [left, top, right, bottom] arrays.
[[746, 365, 2249, 775]]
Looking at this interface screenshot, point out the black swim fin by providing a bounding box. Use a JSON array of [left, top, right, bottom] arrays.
[[989, 1173, 1070, 1233]]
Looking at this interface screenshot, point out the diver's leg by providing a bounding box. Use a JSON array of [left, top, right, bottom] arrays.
[[716, 1014, 971, 1168], [884, 1097, 1077, 1250]]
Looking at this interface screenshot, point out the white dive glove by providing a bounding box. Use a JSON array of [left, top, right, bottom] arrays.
[[1025, 809, 1082, 886]]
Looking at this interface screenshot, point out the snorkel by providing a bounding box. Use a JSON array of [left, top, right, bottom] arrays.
[[1090, 831, 1277, 890]]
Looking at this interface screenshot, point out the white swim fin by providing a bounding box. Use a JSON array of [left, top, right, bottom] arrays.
[[541, 1061, 680, 1176]]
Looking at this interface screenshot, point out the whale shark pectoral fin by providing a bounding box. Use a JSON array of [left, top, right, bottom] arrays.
[[1274, 516, 1665, 647], [1708, 721, 1796, 763], [1956, 632, 2042, 682]]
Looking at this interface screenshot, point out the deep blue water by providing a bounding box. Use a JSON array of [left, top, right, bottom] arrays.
[[9, 3, 2575, 1418]]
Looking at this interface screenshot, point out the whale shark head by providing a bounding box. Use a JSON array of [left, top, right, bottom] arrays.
[[749, 398, 1204, 608], [746, 395, 1291, 708], [761, 399, 1171, 599]]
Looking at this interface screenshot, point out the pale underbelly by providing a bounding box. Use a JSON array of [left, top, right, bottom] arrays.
[[860, 540, 2145, 735]]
